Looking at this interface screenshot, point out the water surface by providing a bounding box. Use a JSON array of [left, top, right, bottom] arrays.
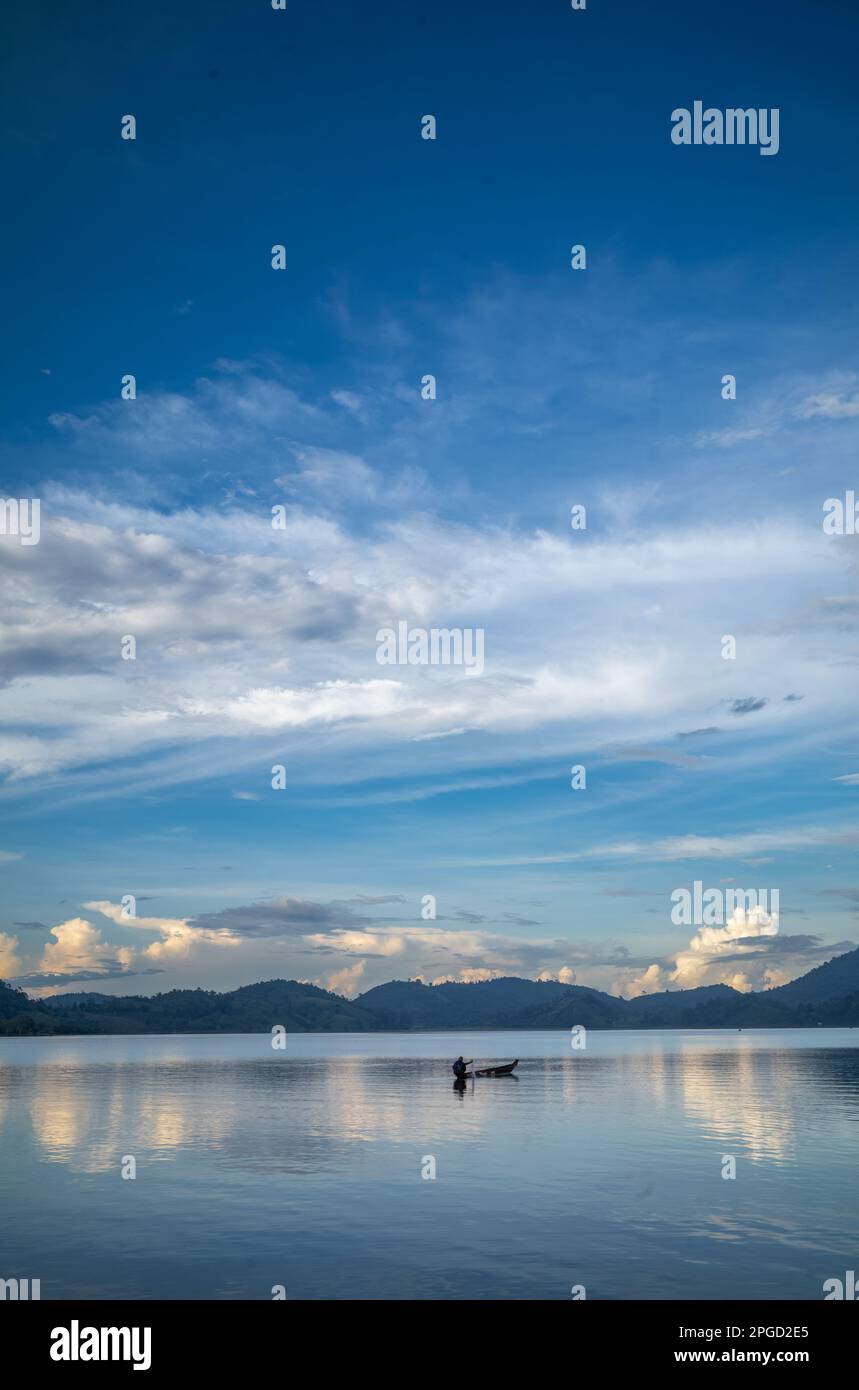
[[0, 1029, 857, 1299]]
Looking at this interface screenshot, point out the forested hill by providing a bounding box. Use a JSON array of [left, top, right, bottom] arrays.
[[1, 950, 859, 1035]]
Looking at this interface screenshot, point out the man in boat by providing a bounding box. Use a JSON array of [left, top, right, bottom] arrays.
[[452, 1056, 472, 1079]]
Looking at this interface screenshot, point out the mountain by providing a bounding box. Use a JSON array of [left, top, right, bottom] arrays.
[[2, 947, 858, 1035], [625, 984, 738, 1017], [766, 947, 859, 1005], [358, 976, 576, 1029], [501, 985, 628, 1030], [0, 978, 76, 1034], [2, 979, 377, 1036], [41, 991, 117, 1008]]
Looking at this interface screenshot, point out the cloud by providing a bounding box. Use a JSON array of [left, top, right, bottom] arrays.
[[184, 680, 408, 731], [412, 727, 469, 742], [17, 967, 163, 992], [0, 464, 848, 798], [606, 742, 710, 769], [329, 390, 364, 413], [189, 897, 372, 938], [325, 960, 366, 996], [0, 933, 22, 978], [181, 895, 630, 991], [344, 894, 405, 906], [728, 697, 768, 716], [431, 967, 501, 984], [305, 930, 407, 958], [619, 901, 854, 998], [49, 370, 319, 463], [36, 918, 127, 980], [670, 905, 781, 991], [7, 898, 244, 994], [81, 901, 241, 967], [695, 425, 770, 448], [624, 963, 665, 998], [536, 966, 577, 984], [796, 391, 859, 419], [276, 446, 380, 499], [452, 824, 859, 868]]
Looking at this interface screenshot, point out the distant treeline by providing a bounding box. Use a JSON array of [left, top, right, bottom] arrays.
[[2, 946, 859, 1036]]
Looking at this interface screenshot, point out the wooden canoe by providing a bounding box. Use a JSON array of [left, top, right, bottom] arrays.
[[469, 1059, 518, 1077]]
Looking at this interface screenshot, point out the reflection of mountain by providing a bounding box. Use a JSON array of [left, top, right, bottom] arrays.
[[3, 948, 859, 1035]]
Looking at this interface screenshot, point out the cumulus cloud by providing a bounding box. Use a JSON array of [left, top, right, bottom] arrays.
[[38, 918, 125, 978], [325, 960, 366, 996], [431, 967, 502, 985], [669, 905, 779, 992], [7, 903, 243, 995], [618, 905, 853, 998], [624, 963, 665, 998], [0, 933, 22, 979]]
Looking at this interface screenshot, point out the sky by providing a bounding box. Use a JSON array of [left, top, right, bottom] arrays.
[[1, 0, 858, 1001]]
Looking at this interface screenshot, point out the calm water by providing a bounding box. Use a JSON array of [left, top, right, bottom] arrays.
[[0, 1029, 857, 1300]]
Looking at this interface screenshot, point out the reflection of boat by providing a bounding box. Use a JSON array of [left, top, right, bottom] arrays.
[[467, 1059, 518, 1078]]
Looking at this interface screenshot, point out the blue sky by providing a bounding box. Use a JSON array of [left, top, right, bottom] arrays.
[[1, 0, 858, 999]]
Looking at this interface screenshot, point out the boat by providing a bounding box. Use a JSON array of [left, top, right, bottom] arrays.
[[467, 1059, 518, 1078]]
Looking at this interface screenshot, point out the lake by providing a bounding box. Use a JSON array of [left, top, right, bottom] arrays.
[[0, 1029, 857, 1300]]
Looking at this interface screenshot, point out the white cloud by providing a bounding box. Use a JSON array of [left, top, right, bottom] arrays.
[[624, 962, 666, 998], [670, 904, 779, 991], [536, 966, 577, 984], [452, 825, 859, 868], [0, 933, 22, 978], [0, 489, 846, 798], [38, 918, 123, 977], [329, 390, 364, 413], [325, 960, 366, 996], [797, 391, 859, 419], [618, 903, 808, 998], [431, 967, 501, 984], [277, 446, 380, 498]]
